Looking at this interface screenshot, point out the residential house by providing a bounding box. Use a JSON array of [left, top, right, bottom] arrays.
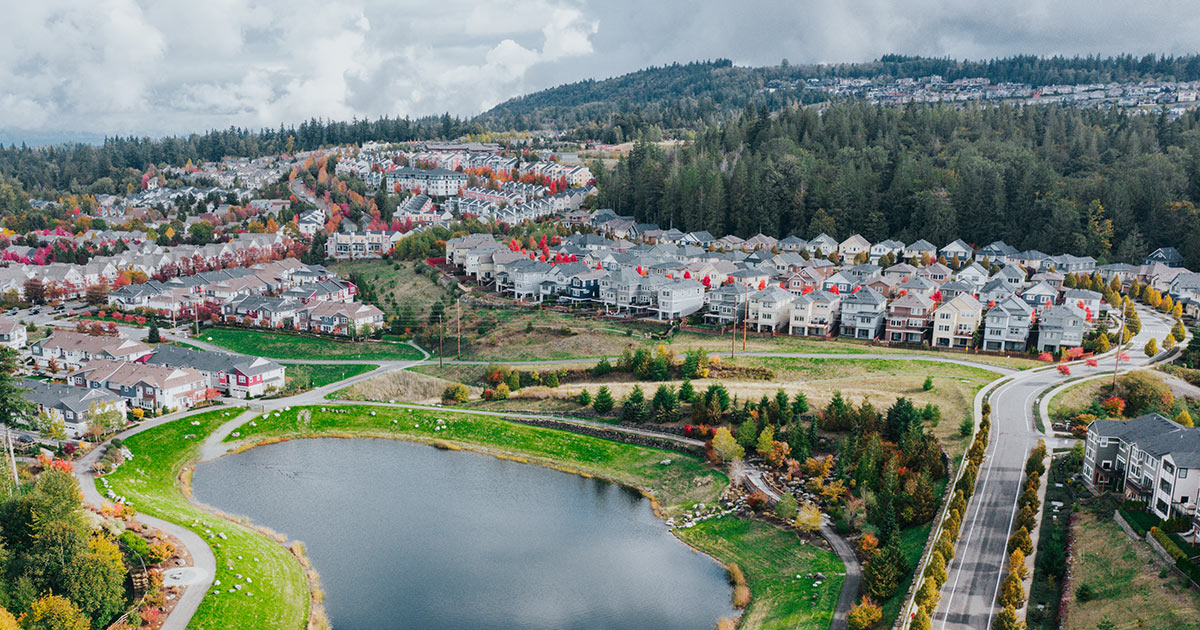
[[1145, 247, 1186, 268], [144, 345, 285, 398], [884, 263, 918, 283], [23, 379, 127, 439], [749, 286, 795, 332], [932, 294, 983, 349], [1036, 304, 1086, 352], [903, 239, 937, 261], [917, 262, 952, 284], [977, 241, 1018, 266], [838, 234, 871, 262], [954, 262, 989, 289], [870, 239, 905, 264], [778, 236, 808, 252], [839, 287, 887, 340], [806, 233, 839, 257], [789, 291, 841, 337], [653, 279, 705, 320], [1084, 413, 1200, 519], [822, 272, 856, 295], [704, 283, 752, 326], [979, 278, 1016, 306], [1021, 281, 1061, 314], [31, 332, 152, 370], [885, 293, 935, 345], [982, 295, 1034, 352], [69, 359, 207, 411], [1063, 288, 1104, 321], [0, 317, 26, 349], [939, 239, 973, 262], [298, 300, 385, 335]]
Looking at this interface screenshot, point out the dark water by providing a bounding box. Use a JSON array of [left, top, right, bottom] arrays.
[[191, 438, 735, 630]]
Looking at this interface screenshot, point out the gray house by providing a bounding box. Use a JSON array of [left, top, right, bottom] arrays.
[[1084, 413, 1200, 519], [1036, 304, 1086, 352], [982, 295, 1033, 351], [838, 287, 887, 340]]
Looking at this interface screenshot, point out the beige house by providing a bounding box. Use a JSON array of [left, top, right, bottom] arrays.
[[749, 286, 795, 332], [788, 291, 842, 337], [932, 294, 983, 349]]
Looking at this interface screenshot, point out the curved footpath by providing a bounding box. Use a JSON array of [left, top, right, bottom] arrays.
[[74, 337, 1023, 630], [745, 467, 860, 630], [933, 307, 1176, 630]]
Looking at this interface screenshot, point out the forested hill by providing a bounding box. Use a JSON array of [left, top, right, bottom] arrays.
[[481, 54, 1200, 136], [594, 103, 1200, 269]]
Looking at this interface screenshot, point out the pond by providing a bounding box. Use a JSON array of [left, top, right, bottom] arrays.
[[191, 437, 736, 629]]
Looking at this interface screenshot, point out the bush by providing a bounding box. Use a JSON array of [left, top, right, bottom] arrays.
[[774, 494, 798, 521], [923, 375, 934, 391], [575, 389, 591, 406], [1151, 527, 1187, 561], [959, 416, 974, 437], [846, 598, 882, 630], [441, 383, 469, 404], [1075, 582, 1096, 602]]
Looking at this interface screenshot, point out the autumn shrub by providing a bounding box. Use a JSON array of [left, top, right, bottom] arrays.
[[846, 598, 882, 630]]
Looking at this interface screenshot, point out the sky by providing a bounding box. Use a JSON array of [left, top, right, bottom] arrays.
[[3, 0, 1200, 143]]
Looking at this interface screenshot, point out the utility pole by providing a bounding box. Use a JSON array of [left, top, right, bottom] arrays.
[[6, 425, 16, 492], [439, 316, 444, 368], [1113, 305, 1127, 390], [743, 287, 749, 351], [456, 297, 462, 359]]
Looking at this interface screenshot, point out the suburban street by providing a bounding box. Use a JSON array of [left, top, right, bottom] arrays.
[[934, 307, 1176, 630]]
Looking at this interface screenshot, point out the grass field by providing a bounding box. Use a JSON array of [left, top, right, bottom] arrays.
[[328, 259, 449, 313], [336, 369, 475, 403], [677, 517, 843, 629], [283, 364, 377, 391], [199, 327, 424, 361], [413, 356, 994, 462], [99, 407, 310, 630], [226, 405, 725, 513], [1066, 511, 1200, 630], [1049, 378, 1109, 419]]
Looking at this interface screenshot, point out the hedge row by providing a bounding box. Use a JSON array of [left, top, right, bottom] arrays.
[[908, 402, 993, 630]]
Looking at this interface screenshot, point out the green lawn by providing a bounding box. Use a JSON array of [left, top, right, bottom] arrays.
[[281, 364, 377, 391], [199, 328, 424, 361], [100, 408, 310, 630], [227, 405, 724, 512], [676, 517, 843, 629]]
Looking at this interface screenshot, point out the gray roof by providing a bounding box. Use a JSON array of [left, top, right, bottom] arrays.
[[145, 344, 282, 378]]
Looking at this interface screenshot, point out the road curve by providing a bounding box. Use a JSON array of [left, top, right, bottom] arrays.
[[934, 307, 1174, 630]]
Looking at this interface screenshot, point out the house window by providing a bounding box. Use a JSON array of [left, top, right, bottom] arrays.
[[1165, 461, 1176, 475], [1182, 469, 1189, 479]]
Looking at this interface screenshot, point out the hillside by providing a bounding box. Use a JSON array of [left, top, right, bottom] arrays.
[[480, 54, 1200, 138]]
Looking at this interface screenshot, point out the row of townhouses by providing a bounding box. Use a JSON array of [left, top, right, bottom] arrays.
[[1085, 414, 1200, 522], [446, 216, 1197, 352]]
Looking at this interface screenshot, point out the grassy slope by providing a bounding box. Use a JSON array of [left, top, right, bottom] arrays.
[[677, 518, 844, 630], [1049, 379, 1109, 418], [199, 328, 423, 361], [1066, 511, 1200, 630], [284, 363, 377, 390], [100, 408, 309, 630]]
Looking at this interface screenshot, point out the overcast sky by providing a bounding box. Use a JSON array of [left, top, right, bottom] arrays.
[[3, 0, 1200, 143]]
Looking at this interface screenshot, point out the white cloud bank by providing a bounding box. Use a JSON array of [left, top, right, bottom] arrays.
[[1, 0, 1199, 140]]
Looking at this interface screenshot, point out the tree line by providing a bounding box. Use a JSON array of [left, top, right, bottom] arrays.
[[595, 102, 1200, 268]]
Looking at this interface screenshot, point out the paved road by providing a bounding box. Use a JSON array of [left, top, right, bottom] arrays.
[[745, 467, 860, 630], [934, 307, 1175, 630]]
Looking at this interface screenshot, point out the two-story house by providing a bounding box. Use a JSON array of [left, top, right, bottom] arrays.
[[70, 359, 206, 411], [885, 293, 935, 345], [1036, 304, 1087, 353], [749, 286, 795, 332], [788, 291, 841, 337], [932, 294, 983, 349], [839, 287, 887, 340], [144, 345, 285, 399], [23, 379, 127, 438], [982, 295, 1034, 352], [704, 283, 752, 326]]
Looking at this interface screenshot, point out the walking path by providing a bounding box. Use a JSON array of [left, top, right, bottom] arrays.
[[744, 467, 860, 630]]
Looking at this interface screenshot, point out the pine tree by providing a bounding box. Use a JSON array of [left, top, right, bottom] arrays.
[[593, 386, 614, 414], [621, 385, 648, 423]]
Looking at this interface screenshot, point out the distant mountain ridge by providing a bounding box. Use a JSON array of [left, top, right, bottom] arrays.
[[480, 53, 1200, 138]]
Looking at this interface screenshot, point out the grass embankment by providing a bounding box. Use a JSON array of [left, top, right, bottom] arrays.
[[1048, 379, 1109, 419], [99, 408, 310, 630], [678, 518, 843, 630], [226, 405, 725, 514], [199, 327, 424, 361], [1066, 511, 1200, 629], [284, 363, 377, 391]]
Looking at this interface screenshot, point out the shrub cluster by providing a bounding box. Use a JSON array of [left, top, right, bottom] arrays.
[[997, 441, 1047, 610]]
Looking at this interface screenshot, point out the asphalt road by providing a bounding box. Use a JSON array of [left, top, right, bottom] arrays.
[[934, 307, 1175, 630]]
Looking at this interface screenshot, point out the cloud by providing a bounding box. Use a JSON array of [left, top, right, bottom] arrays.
[[2, 0, 1200, 141]]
